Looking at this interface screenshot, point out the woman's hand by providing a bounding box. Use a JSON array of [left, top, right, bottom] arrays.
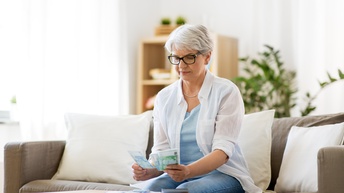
[[164, 164, 191, 182], [132, 163, 161, 181], [164, 150, 228, 182]]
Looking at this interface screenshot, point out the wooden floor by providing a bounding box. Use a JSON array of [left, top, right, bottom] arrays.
[[0, 122, 22, 193]]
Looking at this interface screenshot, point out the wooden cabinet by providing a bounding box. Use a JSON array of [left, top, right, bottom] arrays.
[[136, 34, 238, 113]]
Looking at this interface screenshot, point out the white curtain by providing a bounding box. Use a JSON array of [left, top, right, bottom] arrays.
[[250, 0, 344, 116], [1, 0, 129, 140]]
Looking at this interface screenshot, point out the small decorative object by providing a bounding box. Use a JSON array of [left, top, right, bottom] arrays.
[[155, 16, 187, 36], [175, 16, 186, 25], [161, 17, 171, 25], [155, 17, 175, 36], [149, 68, 171, 80]]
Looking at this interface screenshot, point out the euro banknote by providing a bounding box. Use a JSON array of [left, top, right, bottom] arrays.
[[129, 148, 179, 171]]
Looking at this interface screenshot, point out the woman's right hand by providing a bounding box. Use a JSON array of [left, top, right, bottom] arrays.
[[132, 163, 161, 181]]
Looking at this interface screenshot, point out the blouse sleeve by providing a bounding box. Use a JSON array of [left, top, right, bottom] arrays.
[[211, 83, 245, 158]]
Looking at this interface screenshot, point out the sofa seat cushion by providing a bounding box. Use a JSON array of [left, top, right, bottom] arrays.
[[20, 180, 137, 193]]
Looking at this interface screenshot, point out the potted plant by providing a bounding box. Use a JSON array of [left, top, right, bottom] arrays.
[[175, 16, 186, 25], [161, 17, 171, 25], [233, 45, 297, 117], [232, 45, 344, 117], [155, 17, 174, 36]]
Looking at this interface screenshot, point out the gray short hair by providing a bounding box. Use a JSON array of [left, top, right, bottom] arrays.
[[165, 24, 214, 54]]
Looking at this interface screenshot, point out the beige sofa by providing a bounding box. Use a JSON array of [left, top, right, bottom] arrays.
[[4, 112, 344, 193]]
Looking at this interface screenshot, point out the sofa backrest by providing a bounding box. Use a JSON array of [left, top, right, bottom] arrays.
[[144, 112, 344, 190], [269, 112, 344, 190]]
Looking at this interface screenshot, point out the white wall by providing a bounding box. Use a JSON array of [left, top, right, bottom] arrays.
[[122, 0, 161, 113]]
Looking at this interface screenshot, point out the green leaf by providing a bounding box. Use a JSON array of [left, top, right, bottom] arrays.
[[318, 81, 328, 88], [239, 57, 249, 62], [327, 72, 337, 82], [338, 69, 344, 79]]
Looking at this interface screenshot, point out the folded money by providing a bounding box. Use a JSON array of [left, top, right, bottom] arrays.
[[129, 149, 179, 171], [152, 148, 179, 171], [128, 151, 155, 169]]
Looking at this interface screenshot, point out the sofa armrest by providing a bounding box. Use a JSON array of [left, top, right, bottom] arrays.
[[318, 145, 344, 193], [4, 141, 66, 193]]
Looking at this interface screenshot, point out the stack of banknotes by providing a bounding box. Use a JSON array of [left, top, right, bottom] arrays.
[[129, 149, 179, 171]]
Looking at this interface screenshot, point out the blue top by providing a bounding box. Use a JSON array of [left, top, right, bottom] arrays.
[[180, 104, 203, 165]]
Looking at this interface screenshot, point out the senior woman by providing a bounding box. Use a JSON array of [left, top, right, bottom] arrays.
[[132, 24, 261, 193]]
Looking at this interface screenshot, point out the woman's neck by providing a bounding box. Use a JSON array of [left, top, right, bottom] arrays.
[[182, 71, 206, 97]]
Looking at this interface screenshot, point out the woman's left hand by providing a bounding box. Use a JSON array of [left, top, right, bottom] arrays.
[[164, 164, 191, 182]]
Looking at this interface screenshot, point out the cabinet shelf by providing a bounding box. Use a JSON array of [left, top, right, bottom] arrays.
[[136, 34, 238, 113], [142, 79, 176, 85]]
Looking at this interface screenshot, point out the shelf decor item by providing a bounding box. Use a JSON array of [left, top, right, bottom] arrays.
[[149, 68, 171, 80], [161, 17, 171, 25], [155, 17, 175, 36], [175, 16, 186, 25]]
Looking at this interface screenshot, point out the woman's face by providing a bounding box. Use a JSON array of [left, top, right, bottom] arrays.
[[171, 48, 211, 82]]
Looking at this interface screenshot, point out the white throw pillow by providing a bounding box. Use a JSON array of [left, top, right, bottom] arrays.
[[274, 122, 344, 192], [238, 109, 275, 191], [52, 110, 153, 184]]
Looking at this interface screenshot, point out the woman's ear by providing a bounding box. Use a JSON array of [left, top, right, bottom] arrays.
[[205, 51, 212, 65]]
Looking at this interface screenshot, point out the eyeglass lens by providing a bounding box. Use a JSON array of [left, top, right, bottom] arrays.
[[169, 54, 197, 65]]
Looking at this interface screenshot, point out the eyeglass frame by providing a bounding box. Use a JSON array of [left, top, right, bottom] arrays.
[[167, 52, 202, 65]]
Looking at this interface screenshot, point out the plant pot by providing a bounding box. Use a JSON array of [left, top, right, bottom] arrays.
[[155, 25, 176, 36]]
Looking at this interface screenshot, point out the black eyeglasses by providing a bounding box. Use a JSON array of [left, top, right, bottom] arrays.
[[167, 52, 201, 65]]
